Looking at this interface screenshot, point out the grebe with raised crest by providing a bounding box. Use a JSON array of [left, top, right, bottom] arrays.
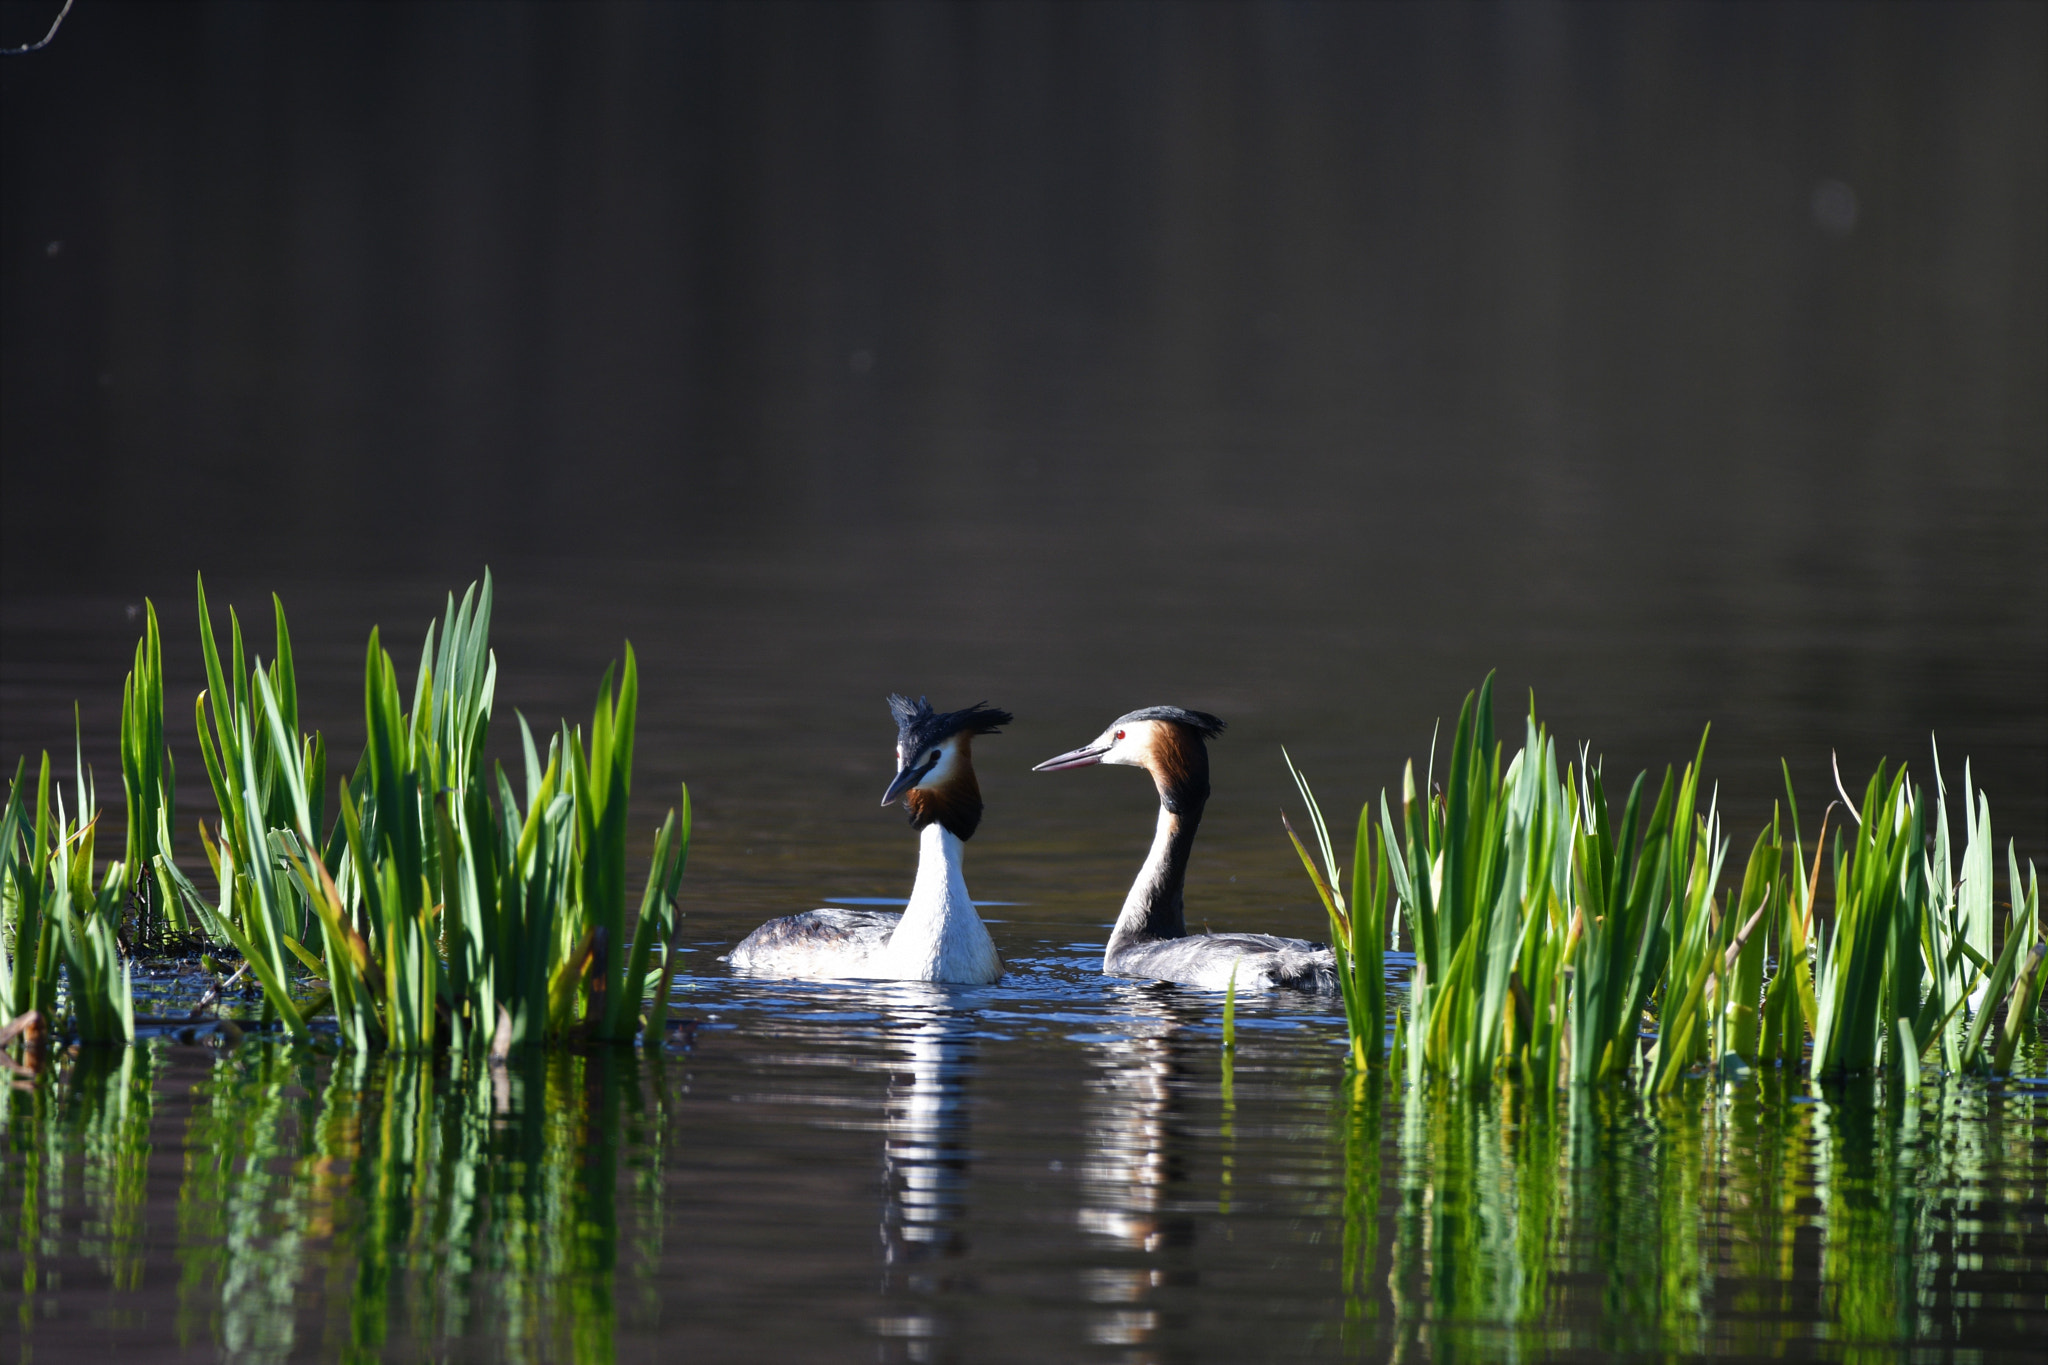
[[725, 696, 1008, 984]]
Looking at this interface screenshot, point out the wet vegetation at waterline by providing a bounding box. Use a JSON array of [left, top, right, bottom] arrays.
[[1, 573, 692, 1058], [1284, 675, 2045, 1091]]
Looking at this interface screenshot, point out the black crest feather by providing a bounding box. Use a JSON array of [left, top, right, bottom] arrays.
[[1114, 706, 1226, 739], [887, 695, 1012, 754]]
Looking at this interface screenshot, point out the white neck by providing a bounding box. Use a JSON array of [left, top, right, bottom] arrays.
[[1124, 806, 1179, 915], [878, 824, 1003, 984]]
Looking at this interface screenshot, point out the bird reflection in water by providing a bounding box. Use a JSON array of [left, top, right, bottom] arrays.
[[872, 993, 978, 1361], [1075, 988, 1206, 1358]]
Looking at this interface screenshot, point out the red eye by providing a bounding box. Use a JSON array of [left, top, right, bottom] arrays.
[[1114, 730, 1125, 741]]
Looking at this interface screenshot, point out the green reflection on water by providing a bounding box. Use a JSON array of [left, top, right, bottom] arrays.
[[10, 1045, 156, 1320], [3, 1037, 2043, 1360], [1337, 1071, 1382, 1339], [1359, 1068, 2047, 1361], [5, 1042, 669, 1363]]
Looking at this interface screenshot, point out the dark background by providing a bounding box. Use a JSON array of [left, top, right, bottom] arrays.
[[2, 0, 2043, 910]]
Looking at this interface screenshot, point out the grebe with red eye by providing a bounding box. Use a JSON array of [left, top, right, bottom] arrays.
[[1034, 707, 1338, 993], [724, 696, 1008, 984]]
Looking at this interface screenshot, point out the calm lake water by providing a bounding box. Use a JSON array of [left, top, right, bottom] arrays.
[[2, 552, 2044, 1361], [6, 944, 2046, 1364], [4, 2, 2046, 1360]]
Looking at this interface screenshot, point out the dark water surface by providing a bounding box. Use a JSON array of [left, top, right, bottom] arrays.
[[4, 2, 2046, 1361], [4, 1, 2044, 873]]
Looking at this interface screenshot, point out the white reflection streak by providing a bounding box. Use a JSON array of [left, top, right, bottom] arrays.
[[1079, 1030, 1176, 1250], [874, 993, 975, 1359], [1077, 998, 1192, 1354]]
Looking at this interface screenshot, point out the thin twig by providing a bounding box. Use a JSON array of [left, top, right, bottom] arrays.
[[0, 1012, 41, 1048], [1, 0, 74, 56], [1720, 886, 1774, 977], [189, 961, 249, 1019]]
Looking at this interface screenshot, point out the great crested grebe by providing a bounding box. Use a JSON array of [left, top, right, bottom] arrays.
[[724, 696, 1008, 985], [1034, 708, 1337, 993]]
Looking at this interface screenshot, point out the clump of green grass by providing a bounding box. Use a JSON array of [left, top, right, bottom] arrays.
[[2, 570, 694, 1055], [1389, 678, 1576, 1092], [1710, 814, 1783, 1070], [1779, 750, 2043, 1082], [1646, 813, 1786, 1094], [1917, 747, 2045, 1073], [5, 602, 181, 1046], [2, 741, 136, 1045], [1807, 762, 1926, 1078], [1564, 727, 1710, 1086], [1283, 676, 2044, 1091], [154, 572, 692, 1053]]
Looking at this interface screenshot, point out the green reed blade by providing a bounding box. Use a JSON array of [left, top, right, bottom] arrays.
[[641, 784, 693, 1045], [1222, 958, 1237, 1052], [118, 601, 172, 921], [1283, 747, 1344, 908], [6, 756, 60, 1023], [1958, 912, 2027, 1073], [585, 648, 642, 1041], [0, 758, 26, 1020], [253, 669, 313, 845], [229, 707, 310, 1041], [1285, 811, 1369, 1057], [1352, 801, 1387, 1065]]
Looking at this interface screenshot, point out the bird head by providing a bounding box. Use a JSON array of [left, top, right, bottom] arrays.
[[1033, 706, 1225, 813], [881, 695, 1011, 839]]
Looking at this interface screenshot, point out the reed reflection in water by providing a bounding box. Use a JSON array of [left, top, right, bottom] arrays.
[[2, 1019, 2042, 1361], [1371, 1073, 2047, 1362], [5, 1041, 672, 1363]]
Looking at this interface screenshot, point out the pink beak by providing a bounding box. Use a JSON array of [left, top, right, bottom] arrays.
[[1033, 742, 1109, 772]]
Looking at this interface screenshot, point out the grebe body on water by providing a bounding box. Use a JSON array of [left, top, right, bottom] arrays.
[[725, 696, 1007, 985], [1035, 708, 1336, 994]]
